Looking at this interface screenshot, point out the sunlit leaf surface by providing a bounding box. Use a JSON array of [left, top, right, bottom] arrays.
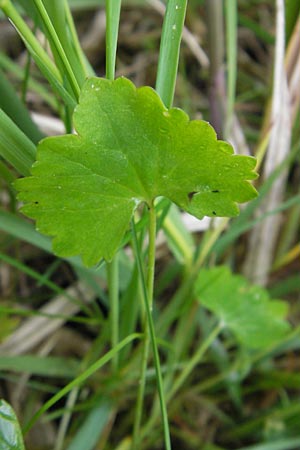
[[16, 77, 257, 266]]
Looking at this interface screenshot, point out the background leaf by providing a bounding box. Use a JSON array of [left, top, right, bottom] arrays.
[[16, 77, 257, 266], [0, 400, 25, 450], [196, 266, 290, 348]]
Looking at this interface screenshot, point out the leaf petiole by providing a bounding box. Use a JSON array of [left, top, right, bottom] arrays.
[[131, 205, 171, 450]]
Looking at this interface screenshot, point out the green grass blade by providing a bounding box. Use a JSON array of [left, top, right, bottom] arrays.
[[22, 333, 142, 434], [0, 355, 79, 378], [31, 0, 80, 99], [64, 0, 94, 77], [0, 0, 77, 108], [0, 51, 59, 111], [105, 0, 121, 80], [0, 210, 50, 251], [285, 0, 300, 43], [44, 0, 89, 80], [0, 109, 35, 175], [156, 0, 188, 107], [0, 0, 60, 80], [65, 402, 113, 450], [0, 68, 43, 143]]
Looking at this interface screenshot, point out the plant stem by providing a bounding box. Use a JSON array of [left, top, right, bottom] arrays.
[[132, 205, 156, 448], [104, 0, 121, 372], [132, 316, 150, 449], [107, 256, 119, 370], [105, 0, 122, 80], [131, 207, 171, 450], [142, 322, 223, 438], [146, 204, 156, 310], [0, 0, 61, 82], [0, 0, 76, 109], [64, 0, 92, 78], [156, 0, 188, 108], [32, 0, 80, 100]]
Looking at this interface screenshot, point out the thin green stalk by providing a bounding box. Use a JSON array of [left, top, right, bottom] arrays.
[[224, 0, 237, 139], [21, 49, 32, 105], [32, 0, 80, 100], [0, 0, 76, 108], [131, 209, 171, 450], [0, 0, 60, 82], [167, 322, 223, 401], [0, 251, 92, 317], [146, 204, 157, 310], [0, 52, 59, 111], [105, 0, 122, 372], [131, 205, 156, 449], [107, 257, 119, 370], [156, 0, 188, 107], [132, 318, 150, 449], [0, 67, 43, 144], [142, 218, 228, 438], [22, 332, 141, 435], [105, 0, 122, 80], [63, 0, 92, 78], [142, 322, 223, 439]]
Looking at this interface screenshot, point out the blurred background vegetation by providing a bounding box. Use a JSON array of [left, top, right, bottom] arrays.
[[0, 1, 300, 449]]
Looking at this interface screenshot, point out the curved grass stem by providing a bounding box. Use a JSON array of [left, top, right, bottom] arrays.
[[23, 333, 142, 435], [107, 256, 119, 371]]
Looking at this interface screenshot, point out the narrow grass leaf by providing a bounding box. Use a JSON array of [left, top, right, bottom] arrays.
[[29, 0, 81, 98], [0, 68, 43, 143], [0, 51, 59, 111], [105, 0, 121, 80], [0, 210, 50, 252], [0, 109, 36, 175], [156, 0, 188, 107], [23, 333, 141, 434], [65, 402, 112, 450], [0, 0, 77, 109], [0, 355, 79, 378]]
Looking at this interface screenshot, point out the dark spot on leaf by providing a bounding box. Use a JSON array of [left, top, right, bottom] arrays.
[[34, 201, 39, 204], [212, 190, 219, 193], [188, 191, 197, 201], [212, 211, 217, 215]]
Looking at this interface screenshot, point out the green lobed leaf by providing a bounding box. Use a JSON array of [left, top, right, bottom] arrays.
[[196, 266, 290, 349], [16, 77, 258, 266], [0, 400, 25, 450]]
